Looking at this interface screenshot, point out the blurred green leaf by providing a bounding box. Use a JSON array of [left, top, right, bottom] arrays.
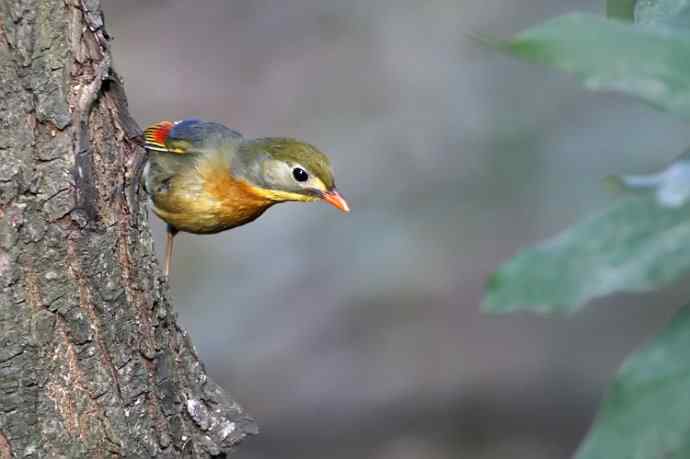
[[607, 0, 636, 21], [483, 196, 690, 314], [499, 13, 690, 119], [635, 0, 690, 26], [576, 305, 690, 459]]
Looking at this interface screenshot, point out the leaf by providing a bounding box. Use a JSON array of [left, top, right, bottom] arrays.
[[576, 305, 690, 459], [483, 196, 690, 314], [607, 0, 636, 21], [497, 13, 690, 119], [635, 0, 690, 26]]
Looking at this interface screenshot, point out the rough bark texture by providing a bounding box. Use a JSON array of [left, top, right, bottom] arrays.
[[0, 1, 257, 457]]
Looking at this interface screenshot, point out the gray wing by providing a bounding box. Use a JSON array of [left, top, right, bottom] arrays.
[[142, 118, 242, 196], [166, 119, 243, 151]]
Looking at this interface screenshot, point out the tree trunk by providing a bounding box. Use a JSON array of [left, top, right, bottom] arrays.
[[0, 1, 256, 457]]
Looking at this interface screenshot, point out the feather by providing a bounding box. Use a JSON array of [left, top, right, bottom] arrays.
[[144, 120, 184, 153], [144, 118, 242, 154], [168, 119, 242, 149]]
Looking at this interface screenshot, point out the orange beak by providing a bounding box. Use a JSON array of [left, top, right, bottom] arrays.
[[321, 189, 350, 213]]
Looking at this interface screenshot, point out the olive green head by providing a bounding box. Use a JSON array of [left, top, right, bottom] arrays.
[[234, 137, 349, 211], [236, 138, 330, 192]]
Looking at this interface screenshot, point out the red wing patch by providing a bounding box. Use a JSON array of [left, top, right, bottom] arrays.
[[144, 121, 175, 152]]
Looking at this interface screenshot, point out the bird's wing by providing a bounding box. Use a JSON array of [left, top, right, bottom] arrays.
[[144, 118, 243, 154], [142, 118, 244, 205]]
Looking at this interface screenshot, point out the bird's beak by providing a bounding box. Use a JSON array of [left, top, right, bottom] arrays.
[[321, 189, 350, 213]]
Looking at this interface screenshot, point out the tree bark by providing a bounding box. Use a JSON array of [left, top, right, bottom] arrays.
[[0, 1, 257, 457]]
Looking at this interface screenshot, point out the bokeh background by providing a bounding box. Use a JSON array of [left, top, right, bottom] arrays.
[[103, 1, 690, 458]]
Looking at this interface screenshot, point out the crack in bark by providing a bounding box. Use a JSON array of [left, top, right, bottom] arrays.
[[66, 234, 127, 411], [69, 1, 110, 223]]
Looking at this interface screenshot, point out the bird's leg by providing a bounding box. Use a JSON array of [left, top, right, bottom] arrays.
[[164, 224, 179, 277]]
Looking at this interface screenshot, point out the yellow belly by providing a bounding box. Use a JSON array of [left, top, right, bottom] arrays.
[[151, 200, 270, 234]]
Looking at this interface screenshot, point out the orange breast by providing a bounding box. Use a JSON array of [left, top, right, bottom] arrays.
[[151, 159, 275, 234]]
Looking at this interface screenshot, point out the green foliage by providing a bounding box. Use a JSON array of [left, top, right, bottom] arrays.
[[495, 13, 690, 119], [606, 0, 636, 20], [483, 1, 690, 457], [607, 0, 690, 24], [635, 0, 690, 25], [576, 305, 690, 459], [484, 197, 690, 314]]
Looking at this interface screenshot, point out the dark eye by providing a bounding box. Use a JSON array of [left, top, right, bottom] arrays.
[[292, 167, 309, 182]]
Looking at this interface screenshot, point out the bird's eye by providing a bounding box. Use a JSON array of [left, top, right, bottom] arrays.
[[292, 167, 309, 182]]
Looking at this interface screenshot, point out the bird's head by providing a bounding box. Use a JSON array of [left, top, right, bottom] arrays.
[[235, 138, 350, 212]]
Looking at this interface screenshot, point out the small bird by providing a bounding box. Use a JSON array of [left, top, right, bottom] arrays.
[[142, 118, 350, 276]]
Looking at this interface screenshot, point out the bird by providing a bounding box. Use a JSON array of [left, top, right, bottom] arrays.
[[141, 118, 350, 276]]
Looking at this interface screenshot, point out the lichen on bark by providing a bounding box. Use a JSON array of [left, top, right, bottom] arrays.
[[0, 1, 256, 457]]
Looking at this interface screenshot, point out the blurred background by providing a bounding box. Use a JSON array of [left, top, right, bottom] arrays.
[[103, 1, 690, 458]]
